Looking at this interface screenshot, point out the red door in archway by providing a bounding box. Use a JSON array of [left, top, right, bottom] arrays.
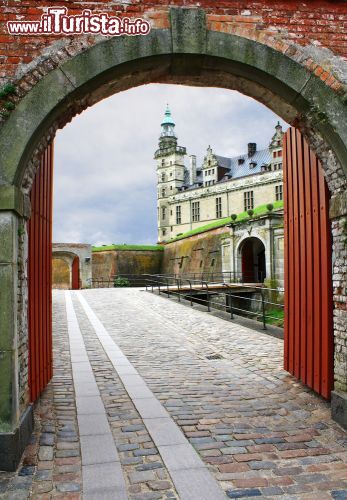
[[283, 128, 333, 399], [28, 144, 53, 401], [241, 240, 254, 282], [71, 256, 80, 290]]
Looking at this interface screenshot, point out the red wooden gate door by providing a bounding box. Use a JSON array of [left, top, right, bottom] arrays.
[[283, 128, 333, 399], [28, 143, 54, 402], [71, 256, 80, 290]]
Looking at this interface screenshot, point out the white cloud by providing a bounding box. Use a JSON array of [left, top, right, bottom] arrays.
[[53, 84, 287, 245]]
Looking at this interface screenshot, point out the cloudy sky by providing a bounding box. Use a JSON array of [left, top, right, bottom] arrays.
[[53, 84, 286, 246]]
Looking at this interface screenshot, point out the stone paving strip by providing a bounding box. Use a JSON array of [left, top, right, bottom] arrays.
[[65, 291, 128, 500], [82, 288, 347, 499], [75, 291, 227, 500], [71, 294, 179, 500]]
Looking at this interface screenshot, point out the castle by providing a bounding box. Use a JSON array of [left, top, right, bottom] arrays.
[[155, 105, 285, 243]]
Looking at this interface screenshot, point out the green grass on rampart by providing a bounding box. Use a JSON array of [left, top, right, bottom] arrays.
[[167, 200, 284, 243]]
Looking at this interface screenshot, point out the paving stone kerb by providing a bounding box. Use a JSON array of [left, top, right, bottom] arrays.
[[0, 5, 346, 448]]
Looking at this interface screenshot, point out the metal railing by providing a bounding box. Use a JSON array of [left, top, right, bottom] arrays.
[[142, 273, 284, 330], [89, 270, 268, 288], [90, 274, 150, 288]]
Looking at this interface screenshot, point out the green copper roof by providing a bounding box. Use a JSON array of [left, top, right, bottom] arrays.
[[161, 104, 175, 126]]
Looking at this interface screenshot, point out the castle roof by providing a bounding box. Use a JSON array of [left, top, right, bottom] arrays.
[[184, 147, 272, 190], [227, 148, 271, 178]]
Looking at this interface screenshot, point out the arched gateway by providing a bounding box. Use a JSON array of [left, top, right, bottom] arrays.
[[0, 4, 346, 470]]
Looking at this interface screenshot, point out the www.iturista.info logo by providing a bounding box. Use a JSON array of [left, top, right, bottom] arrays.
[[7, 7, 151, 36]]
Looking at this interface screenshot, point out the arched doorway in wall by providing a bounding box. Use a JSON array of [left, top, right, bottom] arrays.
[[240, 237, 266, 283], [0, 9, 345, 458]]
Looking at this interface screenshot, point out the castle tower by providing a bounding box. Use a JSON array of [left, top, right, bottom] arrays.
[[154, 105, 187, 242], [269, 122, 284, 171]]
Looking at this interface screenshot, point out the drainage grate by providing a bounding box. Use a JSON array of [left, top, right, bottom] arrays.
[[205, 353, 223, 360]]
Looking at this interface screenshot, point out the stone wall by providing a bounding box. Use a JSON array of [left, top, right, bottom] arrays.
[[52, 258, 70, 290], [330, 198, 347, 393], [161, 227, 229, 276], [92, 249, 163, 280]]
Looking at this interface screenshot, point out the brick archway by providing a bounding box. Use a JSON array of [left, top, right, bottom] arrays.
[[0, 4, 346, 470]]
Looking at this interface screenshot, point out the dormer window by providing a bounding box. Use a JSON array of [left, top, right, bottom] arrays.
[[250, 161, 257, 168], [238, 158, 245, 165]]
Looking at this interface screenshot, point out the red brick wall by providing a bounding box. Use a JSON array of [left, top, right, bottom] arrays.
[[0, 1, 346, 85]]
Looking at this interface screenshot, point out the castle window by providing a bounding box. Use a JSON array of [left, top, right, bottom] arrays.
[[216, 197, 222, 218], [176, 205, 181, 224], [211, 258, 215, 267], [161, 188, 166, 197], [192, 201, 200, 222], [277, 149, 282, 157], [244, 191, 254, 211], [162, 229, 166, 236], [161, 172, 165, 182], [162, 207, 166, 220], [162, 159, 165, 166], [170, 186, 173, 190], [275, 184, 283, 201]]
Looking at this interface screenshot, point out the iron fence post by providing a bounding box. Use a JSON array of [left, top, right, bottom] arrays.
[[229, 290, 234, 319], [261, 289, 267, 330], [188, 280, 193, 307], [176, 278, 181, 302]]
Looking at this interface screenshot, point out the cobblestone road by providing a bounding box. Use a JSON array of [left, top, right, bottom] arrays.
[[1, 288, 346, 499]]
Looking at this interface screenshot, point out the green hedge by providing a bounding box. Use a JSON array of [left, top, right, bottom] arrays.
[[92, 244, 164, 252]]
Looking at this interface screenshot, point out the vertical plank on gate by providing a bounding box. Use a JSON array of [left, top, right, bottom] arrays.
[[48, 144, 54, 379], [283, 134, 289, 371], [319, 165, 333, 399], [287, 129, 295, 373], [39, 150, 44, 391], [35, 161, 40, 400], [297, 130, 307, 384], [43, 148, 48, 387], [303, 140, 314, 389], [311, 150, 322, 394], [291, 129, 301, 378]]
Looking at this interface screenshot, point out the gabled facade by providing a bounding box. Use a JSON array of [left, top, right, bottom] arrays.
[[155, 107, 285, 243]]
